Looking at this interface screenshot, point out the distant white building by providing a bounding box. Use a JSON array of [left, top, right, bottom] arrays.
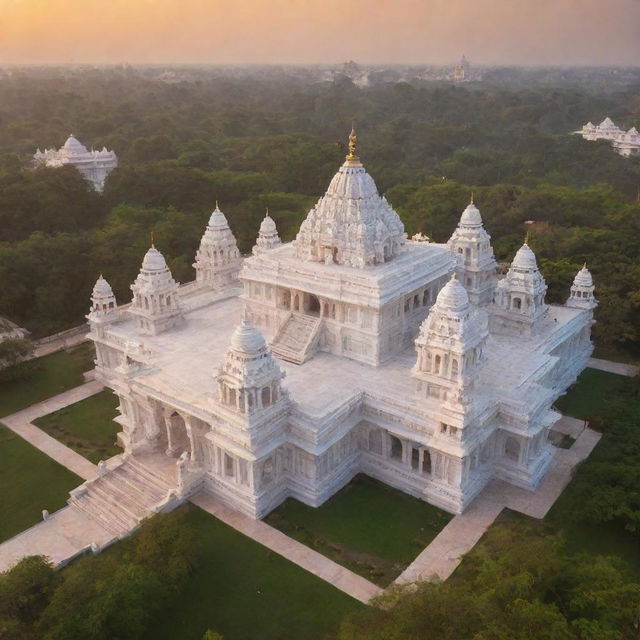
[[576, 117, 640, 157], [452, 55, 471, 82], [33, 135, 118, 191], [66, 128, 596, 538]]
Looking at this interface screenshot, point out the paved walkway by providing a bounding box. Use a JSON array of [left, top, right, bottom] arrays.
[[394, 426, 601, 584], [32, 327, 88, 359], [0, 507, 113, 573], [1, 381, 104, 481], [588, 357, 638, 377], [191, 493, 383, 604]]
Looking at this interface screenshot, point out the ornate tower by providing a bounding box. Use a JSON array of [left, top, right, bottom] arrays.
[[129, 245, 184, 335], [491, 241, 548, 336], [87, 275, 117, 324], [566, 265, 597, 312], [412, 275, 489, 405], [194, 204, 241, 290], [217, 318, 287, 422], [252, 211, 282, 255], [294, 127, 405, 268], [447, 197, 497, 306]]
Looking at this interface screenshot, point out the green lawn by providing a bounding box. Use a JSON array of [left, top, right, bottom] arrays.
[[143, 505, 363, 640], [555, 367, 628, 420], [0, 422, 82, 543], [33, 390, 121, 464], [0, 342, 95, 417], [265, 474, 453, 586]]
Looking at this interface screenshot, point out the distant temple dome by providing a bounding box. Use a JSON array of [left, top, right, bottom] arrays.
[[62, 134, 89, 154], [141, 246, 168, 272], [230, 318, 267, 353]]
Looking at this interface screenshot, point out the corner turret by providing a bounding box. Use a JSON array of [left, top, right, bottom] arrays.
[[566, 264, 597, 311]]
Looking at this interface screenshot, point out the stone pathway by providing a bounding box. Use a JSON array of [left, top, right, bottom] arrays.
[[1, 381, 104, 481], [394, 426, 601, 584], [191, 493, 383, 604], [588, 357, 639, 377], [0, 507, 114, 573]]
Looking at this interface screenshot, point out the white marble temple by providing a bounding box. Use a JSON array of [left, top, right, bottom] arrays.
[[575, 117, 640, 157], [81, 130, 596, 521], [33, 134, 118, 191]]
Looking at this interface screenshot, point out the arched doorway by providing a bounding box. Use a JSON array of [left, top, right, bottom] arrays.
[[305, 294, 320, 316], [167, 412, 191, 458]]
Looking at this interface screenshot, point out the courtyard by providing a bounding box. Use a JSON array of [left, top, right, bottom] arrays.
[[265, 474, 453, 586]]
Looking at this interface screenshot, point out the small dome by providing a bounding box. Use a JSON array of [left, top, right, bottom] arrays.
[[92, 275, 113, 298], [260, 214, 277, 235], [230, 319, 266, 353], [63, 135, 88, 153], [208, 205, 229, 229], [573, 265, 593, 288], [436, 274, 469, 311], [512, 243, 538, 271], [141, 247, 168, 272], [460, 202, 482, 226]]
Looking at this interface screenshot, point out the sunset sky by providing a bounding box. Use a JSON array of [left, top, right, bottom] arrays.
[[0, 0, 638, 66]]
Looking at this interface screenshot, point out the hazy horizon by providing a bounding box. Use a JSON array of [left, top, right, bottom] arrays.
[[1, 0, 639, 66]]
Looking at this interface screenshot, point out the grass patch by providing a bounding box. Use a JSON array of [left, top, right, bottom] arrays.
[[0, 423, 81, 543], [555, 367, 628, 420], [265, 474, 453, 587], [33, 390, 121, 464], [0, 342, 95, 417], [142, 504, 363, 640]]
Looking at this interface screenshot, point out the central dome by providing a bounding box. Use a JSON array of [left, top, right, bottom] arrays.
[[294, 128, 405, 268], [459, 202, 482, 227]]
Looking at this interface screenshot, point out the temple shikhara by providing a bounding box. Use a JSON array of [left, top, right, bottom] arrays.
[[575, 117, 640, 156], [33, 134, 118, 191], [74, 129, 596, 534]]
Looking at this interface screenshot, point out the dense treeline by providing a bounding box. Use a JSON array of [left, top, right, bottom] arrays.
[[0, 67, 639, 349], [0, 510, 197, 640]]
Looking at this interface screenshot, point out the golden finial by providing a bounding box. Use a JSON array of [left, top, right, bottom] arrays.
[[215, 200, 219, 211], [345, 123, 360, 164], [151, 231, 155, 248], [470, 192, 474, 204], [583, 261, 587, 269], [524, 231, 530, 245], [265, 207, 269, 216]]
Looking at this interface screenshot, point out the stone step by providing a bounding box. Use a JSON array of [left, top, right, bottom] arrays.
[[115, 465, 169, 502], [91, 482, 148, 521], [70, 491, 135, 536], [97, 475, 155, 516], [127, 458, 174, 490], [70, 498, 124, 537]]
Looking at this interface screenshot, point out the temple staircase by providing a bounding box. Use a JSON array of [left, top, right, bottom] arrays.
[[270, 312, 322, 364], [68, 456, 178, 538]]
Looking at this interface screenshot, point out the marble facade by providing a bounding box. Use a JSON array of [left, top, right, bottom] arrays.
[[85, 130, 596, 520]]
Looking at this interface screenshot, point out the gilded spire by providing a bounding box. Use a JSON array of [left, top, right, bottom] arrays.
[[470, 192, 474, 204], [151, 231, 155, 248], [345, 124, 360, 165]]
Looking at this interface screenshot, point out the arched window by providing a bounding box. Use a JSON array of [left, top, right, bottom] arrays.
[[451, 359, 459, 377], [390, 435, 403, 460], [513, 297, 522, 311], [434, 355, 441, 374], [261, 386, 271, 407], [262, 458, 273, 485]]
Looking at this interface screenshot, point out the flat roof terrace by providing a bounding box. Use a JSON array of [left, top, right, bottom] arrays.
[[102, 290, 587, 425]]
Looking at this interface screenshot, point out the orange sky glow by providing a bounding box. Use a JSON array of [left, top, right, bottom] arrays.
[[0, 0, 638, 65]]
